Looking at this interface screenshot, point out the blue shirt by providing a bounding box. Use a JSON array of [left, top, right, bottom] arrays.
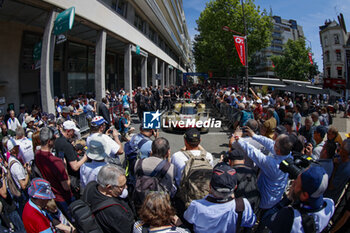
[[240, 110, 254, 126], [122, 95, 129, 107], [184, 196, 256, 233], [129, 133, 152, 159], [237, 135, 291, 209], [325, 161, 350, 202], [273, 111, 280, 125]]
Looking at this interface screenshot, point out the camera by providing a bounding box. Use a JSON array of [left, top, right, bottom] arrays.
[[279, 153, 316, 179]]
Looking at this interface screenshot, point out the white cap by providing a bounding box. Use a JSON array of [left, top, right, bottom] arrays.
[[7, 138, 18, 151], [86, 134, 111, 161], [63, 120, 80, 133], [256, 99, 262, 104]]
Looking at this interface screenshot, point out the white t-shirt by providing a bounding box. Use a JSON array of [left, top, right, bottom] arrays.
[[8, 156, 26, 190], [80, 160, 107, 188], [171, 150, 214, 186], [16, 137, 34, 163], [86, 133, 120, 158]]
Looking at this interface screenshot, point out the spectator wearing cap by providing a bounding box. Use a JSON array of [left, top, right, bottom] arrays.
[[25, 115, 37, 139], [266, 166, 334, 233], [253, 99, 263, 120], [35, 127, 74, 222], [224, 150, 260, 213], [7, 110, 21, 132], [57, 98, 66, 116], [58, 106, 71, 122], [313, 125, 327, 160], [22, 178, 75, 233], [232, 127, 293, 216], [54, 120, 87, 197], [184, 162, 256, 232], [15, 126, 34, 163], [38, 112, 49, 128], [6, 138, 31, 214], [299, 117, 314, 145], [171, 128, 214, 187], [87, 116, 123, 157], [119, 111, 135, 141], [80, 134, 109, 188], [325, 138, 350, 203]]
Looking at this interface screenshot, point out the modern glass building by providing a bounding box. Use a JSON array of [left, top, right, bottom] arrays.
[[0, 0, 193, 114]]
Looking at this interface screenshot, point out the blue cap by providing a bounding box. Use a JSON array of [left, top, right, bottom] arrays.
[[301, 165, 328, 209]]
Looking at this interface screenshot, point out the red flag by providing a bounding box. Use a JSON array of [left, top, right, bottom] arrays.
[[308, 52, 313, 65], [233, 36, 246, 66], [272, 61, 275, 68]]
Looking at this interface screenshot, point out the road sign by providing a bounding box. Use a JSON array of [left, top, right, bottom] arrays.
[[53, 7, 75, 35]]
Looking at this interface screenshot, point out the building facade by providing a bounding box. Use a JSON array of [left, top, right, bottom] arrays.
[[0, 0, 193, 114], [319, 14, 350, 91], [255, 16, 304, 77]]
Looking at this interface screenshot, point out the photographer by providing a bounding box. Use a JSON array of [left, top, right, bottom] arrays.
[[266, 166, 334, 233], [232, 127, 293, 227], [86, 116, 123, 158]]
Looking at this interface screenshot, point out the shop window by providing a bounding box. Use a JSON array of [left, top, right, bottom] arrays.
[[337, 67, 342, 78], [326, 67, 331, 78], [336, 50, 341, 61], [334, 34, 340, 44], [324, 36, 328, 47], [325, 51, 330, 62]]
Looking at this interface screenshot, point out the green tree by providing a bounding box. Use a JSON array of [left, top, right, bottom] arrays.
[[271, 38, 319, 81], [193, 0, 272, 78]]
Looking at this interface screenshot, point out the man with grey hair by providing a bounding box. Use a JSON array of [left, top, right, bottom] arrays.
[[15, 126, 34, 163], [325, 138, 350, 203], [232, 127, 293, 228], [7, 110, 21, 132], [35, 127, 74, 221], [184, 162, 256, 232], [84, 164, 134, 233]]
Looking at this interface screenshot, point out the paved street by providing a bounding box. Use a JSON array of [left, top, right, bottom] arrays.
[[129, 105, 232, 165]]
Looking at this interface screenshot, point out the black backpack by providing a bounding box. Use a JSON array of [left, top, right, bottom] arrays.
[[69, 182, 127, 233], [133, 159, 171, 208]]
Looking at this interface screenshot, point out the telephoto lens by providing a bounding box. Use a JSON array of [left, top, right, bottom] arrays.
[[279, 157, 302, 179]]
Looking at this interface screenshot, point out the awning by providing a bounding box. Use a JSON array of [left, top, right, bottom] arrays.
[[276, 84, 321, 95]]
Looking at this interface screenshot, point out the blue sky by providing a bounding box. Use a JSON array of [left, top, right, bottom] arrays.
[[183, 0, 350, 72]]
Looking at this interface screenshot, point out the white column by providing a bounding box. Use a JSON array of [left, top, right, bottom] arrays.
[[152, 57, 158, 87], [124, 45, 132, 99], [165, 65, 170, 88], [160, 61, 165, 90], [95, 30, 106, 103], [40, 10, 57, 114], [141, 57, 147, 88]]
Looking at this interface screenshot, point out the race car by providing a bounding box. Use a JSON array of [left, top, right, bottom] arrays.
[[161, 99, 210, 133]]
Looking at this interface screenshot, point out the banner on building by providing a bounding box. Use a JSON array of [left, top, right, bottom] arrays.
[[233, 36, 246, 66], [346, 50, 350, 89], [308, 52, 314, 65]]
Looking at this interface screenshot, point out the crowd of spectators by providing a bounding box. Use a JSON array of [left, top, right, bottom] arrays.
[[0, 83, 349, 233]]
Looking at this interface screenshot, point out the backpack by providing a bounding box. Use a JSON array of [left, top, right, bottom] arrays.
[[7, 160, 22, 198], [133, 159, 171, 208], [69, 182, 128, 233], [177, 150, 212, 208]]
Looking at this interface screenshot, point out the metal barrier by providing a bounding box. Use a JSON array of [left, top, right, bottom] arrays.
[[72, 113, 90, 134], [211, 96, 242, 129]]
